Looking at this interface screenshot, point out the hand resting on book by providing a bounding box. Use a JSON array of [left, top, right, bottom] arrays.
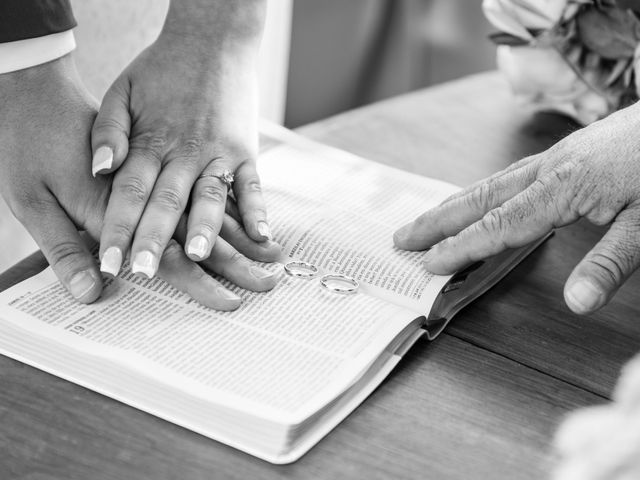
[[0, 55, 279, 310], [91, 0, 269, 280], [394, 101, 640, 315]]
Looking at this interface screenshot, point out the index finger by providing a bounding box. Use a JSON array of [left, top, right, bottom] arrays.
[[423, 175, 577, 274], [394, 161, 538, 251]]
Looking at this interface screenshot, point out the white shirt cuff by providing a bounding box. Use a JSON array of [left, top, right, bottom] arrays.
[[0, 30, 76, 75]]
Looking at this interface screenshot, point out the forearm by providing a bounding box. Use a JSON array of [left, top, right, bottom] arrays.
[[163, 0, 266, 48]]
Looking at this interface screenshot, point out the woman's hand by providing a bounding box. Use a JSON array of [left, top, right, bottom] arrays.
[[91, 0, 269, 279], [0, 54, 279, 310], [394, 102, 640, 315]]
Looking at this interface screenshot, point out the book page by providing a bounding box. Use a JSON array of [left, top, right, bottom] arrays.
[[0, 262, 419, 421], [259, 124, 458, 313]]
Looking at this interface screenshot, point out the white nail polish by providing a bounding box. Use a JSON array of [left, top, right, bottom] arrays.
[[100, 247, 123, 277], [187, 235, 208, 259], [92, 146, 113, 177], [257, 221, 272, 240], [218, 288, 241, 301], [132, 250, 156, 278]]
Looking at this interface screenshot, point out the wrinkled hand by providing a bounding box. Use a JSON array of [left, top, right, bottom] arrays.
[[0, 55, 279, 310], [92, 1, 268, 279], [394, 103, 640, 315]]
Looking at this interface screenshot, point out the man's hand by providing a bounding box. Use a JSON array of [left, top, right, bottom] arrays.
[[0, 54, 279, 310], [394, 103, 640, 315], [91, 0, 269, 279], [0, 56, 108, 303]]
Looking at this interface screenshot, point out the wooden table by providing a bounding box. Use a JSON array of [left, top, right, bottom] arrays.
[[2, 72, 639, 479]]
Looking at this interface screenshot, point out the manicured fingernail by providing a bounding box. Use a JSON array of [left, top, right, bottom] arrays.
[[217, 287, 241, 301], [187, 235, 208, 259], [92, 146, 113, 177], [250, 266, 275, 280], [69, 270, 97, 299], [257, 221, 272, 240], [100, 247, 123, 277], [132, 250, 156, 278], [565, 279, 603, 314]]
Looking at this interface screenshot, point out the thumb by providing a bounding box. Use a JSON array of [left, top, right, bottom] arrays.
[[91, 80, 131, 177], [564, 208, 640, 314], [24, 196, 103, 303]]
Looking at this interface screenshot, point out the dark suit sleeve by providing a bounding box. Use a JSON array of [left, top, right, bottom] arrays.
[[0, 0, 76, 43]]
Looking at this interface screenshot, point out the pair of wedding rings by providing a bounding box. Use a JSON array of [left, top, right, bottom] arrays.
[[284, 261, 359, 295]]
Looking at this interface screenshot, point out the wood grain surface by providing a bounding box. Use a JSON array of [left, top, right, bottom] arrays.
[[1, 72, 634, 480]]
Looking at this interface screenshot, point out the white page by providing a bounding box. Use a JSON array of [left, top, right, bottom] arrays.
[[259, 123, 458, 313], [0, 261, 419, 421]]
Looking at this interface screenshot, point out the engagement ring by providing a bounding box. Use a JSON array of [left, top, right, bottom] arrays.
[[198, 169, 235, 189]]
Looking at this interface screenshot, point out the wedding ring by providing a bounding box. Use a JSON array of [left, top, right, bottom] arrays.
[[284, 261, 319, 278], [198, 169, 235, 189], [320, 274, 359, 295]]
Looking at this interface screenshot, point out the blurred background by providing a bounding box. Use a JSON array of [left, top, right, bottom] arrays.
[[0, 0, 496, 274]]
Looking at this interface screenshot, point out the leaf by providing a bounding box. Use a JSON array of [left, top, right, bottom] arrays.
[[577, 6, 640, 58], [488, 31, 531, 46]]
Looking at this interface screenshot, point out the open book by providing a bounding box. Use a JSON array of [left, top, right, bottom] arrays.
[[0, 124, 544, 464]]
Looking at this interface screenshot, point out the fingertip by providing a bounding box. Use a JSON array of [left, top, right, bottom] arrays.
[[100, 246, 123, 277], [186, 234, 212, 261], [249, 265, 280, 291], [393, 224, 412, 249], [564, 278, 605, 314], [212, 286, 242, 311], [92, 145, 114, 177], [241, 216, 271, 243], [131, 250, 158, 279], [256, 220, 272, 241], [68, 269, 103, 303]]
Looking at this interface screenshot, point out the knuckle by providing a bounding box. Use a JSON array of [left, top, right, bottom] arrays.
[[194, 219, 219, 236], [130, 131, 169, 160], [219, 250, 247, 278], [116, 176, 149, 204], [196, 184, 227, 204], [93, 116, 128, 135], [174, 136, 206, 159], [240, 178, 262, 193], [47, 240, 85, 270], [468, 181, 495, 212], [108, 222, 135, 241], [8, 192, 49, 221], [480, 208, 506, 235], [587, 251, 627, 285], [155, 188, 185, 213], [585, 207, 618, 226], [161, 239, 184, 262], [137, 230, 167, 252], [227, 250, 245, 265]]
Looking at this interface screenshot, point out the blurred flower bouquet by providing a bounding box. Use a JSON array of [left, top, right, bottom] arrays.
[[483, 0, 640, 125]]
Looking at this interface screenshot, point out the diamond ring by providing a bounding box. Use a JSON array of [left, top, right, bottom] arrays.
[[198, 169, 235, 189]]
